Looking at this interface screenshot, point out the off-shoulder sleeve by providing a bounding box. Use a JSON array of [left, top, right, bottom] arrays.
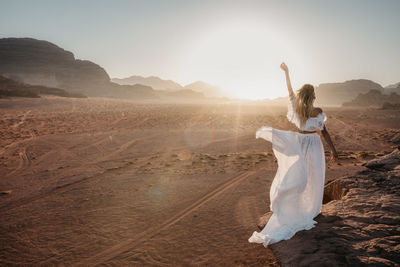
[[286, 94, 301, 129]]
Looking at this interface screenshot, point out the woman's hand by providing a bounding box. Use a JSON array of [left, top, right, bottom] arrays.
[[280, 62, 289, 72]]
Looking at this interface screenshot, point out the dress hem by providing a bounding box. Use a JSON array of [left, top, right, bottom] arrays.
[[248, 217, 318, 247]]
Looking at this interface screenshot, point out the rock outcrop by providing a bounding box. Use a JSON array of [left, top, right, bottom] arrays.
[[257, 148, 400, 266], [0, 75, 86, 98], [342, 90, 400, 107], [385, 82, 400, 95], [363, 148, 400, 171], [0, 38, 162, 100], [0, 38, 110, 96], [315, 79, 384, 106], [382, 102, 400, 110]]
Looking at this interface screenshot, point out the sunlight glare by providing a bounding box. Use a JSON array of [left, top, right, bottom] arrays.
[[180, 20, 303, 100]]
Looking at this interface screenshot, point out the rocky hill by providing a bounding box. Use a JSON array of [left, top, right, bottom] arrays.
[[315, 79, 384, 106], [112, 76, 225, 98], [0, 75, 86, 98], [342, 89, 400, 107], [0, 38, 220, 101], [384, 82, 400, 95], [107, 82, 159, 99], [0, 38, 111, 96], [112, 75, 183, 91]]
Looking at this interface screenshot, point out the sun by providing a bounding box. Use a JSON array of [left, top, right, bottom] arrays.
[[179, 20, 303, 100]]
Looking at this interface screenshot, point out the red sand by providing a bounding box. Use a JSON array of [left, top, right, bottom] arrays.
[[1, 96, 398, 265]]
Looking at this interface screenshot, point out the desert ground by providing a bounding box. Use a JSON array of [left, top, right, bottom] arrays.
[[0, 96, 399, 266]]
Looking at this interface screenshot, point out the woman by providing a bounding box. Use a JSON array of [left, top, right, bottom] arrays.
[[248, 62, 338, 247]]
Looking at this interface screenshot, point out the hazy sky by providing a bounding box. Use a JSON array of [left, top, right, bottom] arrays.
[[1, 0, 399, 99]]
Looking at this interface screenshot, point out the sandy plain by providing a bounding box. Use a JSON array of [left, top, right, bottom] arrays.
[[0, 96, 399, 266]]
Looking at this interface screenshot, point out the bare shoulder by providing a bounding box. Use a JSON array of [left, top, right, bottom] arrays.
[[311, 107, 323, 116]]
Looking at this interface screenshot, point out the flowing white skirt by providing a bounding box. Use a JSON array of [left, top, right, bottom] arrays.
[[248, 126, 326, 247]]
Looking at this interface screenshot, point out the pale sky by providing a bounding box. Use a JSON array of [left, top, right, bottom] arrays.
[[1, 0, 399, 99]]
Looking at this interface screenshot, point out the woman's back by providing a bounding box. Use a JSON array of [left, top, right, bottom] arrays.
[[286, 94, 327, 131]]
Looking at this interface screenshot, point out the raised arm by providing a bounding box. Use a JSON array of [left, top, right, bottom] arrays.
[[321, 125, 339, 162], [280, 62, 294, 97]]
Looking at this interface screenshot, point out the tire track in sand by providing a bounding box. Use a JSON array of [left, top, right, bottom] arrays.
[[10, 110, 31, 129], [73, 170, 257, 266], [1, 132, 247, 212], [5, 146, 32, 178], [0, 152, 154, 212]]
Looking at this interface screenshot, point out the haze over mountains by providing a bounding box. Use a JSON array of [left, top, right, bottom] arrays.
[[111, 76, 225, 98], [315, 79, 385, 106], [342, 89, 400, 107], [0, 38, 206, 101], [112, 76, 183, 91], [0, 37, 398, 106]]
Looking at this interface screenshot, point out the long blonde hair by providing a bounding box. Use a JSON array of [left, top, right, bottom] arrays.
[[295, 84, 316, 127]]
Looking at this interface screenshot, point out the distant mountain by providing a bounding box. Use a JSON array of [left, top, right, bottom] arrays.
[[0, 37, 216, 101], [108, 82, 159, 99], [0, 38, 160, 100], [112, 75, 225, 98], [315, 79, 384, 106], [184, 81, 224, 98], [0, 38, 111, 96], [112, 75, 183, 91], [385, 82, 400, 88], [384, 82, 400, 94], [0, 75, 86, 98], [6, 38, 394, 104], [342, 89, 400, 107]]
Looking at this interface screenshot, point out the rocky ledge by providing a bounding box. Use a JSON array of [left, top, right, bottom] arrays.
[[258, 148, 400, 266]]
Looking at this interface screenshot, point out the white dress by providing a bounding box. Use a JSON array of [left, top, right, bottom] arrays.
[[248, 94, 327, 247]]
